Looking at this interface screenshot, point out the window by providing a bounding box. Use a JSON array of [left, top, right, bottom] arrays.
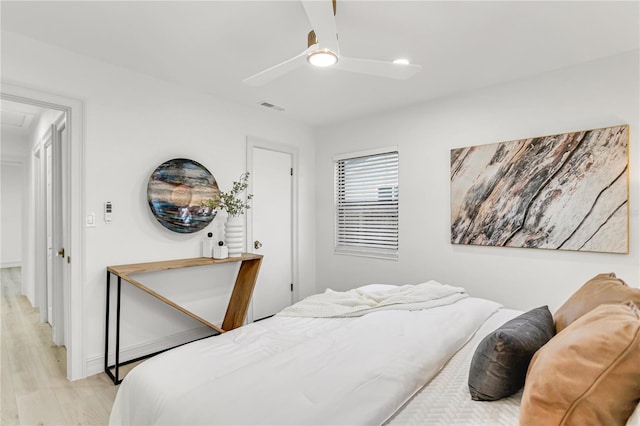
[[334, 149, 399, 259]]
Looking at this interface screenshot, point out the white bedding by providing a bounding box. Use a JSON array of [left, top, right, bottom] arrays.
[[387, 308, 523, 425], [388, 309, 640, 426], [277, 280, 467, 318], [109, 295, 501, 425]]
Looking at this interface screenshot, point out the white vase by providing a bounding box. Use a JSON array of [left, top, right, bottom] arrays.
[[224, 215, 244, 257]]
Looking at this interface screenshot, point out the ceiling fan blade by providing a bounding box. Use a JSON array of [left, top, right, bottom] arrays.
[[336, 56, 422, 80], [242, 46, 314, 86], [301, 0, 339, 54]]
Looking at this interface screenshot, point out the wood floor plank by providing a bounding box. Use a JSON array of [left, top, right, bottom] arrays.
[[56, 383, 110, 426], [93, 384, 120, 414], [1, 347, 20, 425], [35, 344, 72, 389], [15, 390, 68, 426]]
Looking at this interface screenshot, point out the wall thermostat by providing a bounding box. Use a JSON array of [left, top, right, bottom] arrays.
[[105, 201, 113, 223]]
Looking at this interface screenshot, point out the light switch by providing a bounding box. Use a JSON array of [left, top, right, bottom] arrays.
[[86, 213, 96, 227]]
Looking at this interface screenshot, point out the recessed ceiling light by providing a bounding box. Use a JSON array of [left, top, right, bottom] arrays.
[[393, 59, 410, 65]]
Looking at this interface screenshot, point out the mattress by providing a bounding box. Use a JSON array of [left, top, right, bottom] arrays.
[[387, 308, 523, 425]]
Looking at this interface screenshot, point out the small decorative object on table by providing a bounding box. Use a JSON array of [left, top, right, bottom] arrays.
[[213, 241, 228, 259], [201, 172, 253, 257], [201, 232, 215, 257]]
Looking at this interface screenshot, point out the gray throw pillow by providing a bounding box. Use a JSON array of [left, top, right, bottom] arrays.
[[468, 306, 555, 401]]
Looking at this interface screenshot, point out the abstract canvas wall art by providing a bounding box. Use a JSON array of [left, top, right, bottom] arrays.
[[450, 125, 629, 253]]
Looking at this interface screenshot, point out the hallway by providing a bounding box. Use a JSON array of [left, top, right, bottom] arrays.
[[1, 267, 116, 425]]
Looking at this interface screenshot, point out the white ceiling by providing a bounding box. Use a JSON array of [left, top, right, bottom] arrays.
[[0, 100, 44, 138], [2, 1, 638, 127]]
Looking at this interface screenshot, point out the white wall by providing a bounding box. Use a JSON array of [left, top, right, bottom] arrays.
[[0, 133, 28, 270], [0, 161, 24, 267], [1, 132, 29, 158], [316, 50, 640, 313], [2, 31, 317, 377]]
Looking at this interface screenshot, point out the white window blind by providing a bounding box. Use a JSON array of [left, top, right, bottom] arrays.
[[335, 150, 399, 259]]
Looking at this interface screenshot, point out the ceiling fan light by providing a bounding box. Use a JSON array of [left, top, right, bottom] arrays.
[[307, 49, 338, 67]]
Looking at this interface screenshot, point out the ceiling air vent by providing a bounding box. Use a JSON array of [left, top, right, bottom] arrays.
[[1, 110, 28, 127], [258, 101, 285, 112]]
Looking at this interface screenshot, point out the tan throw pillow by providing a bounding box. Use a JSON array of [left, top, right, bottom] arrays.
[[520, 302, 640, 426], [554, 272, 640, 333]]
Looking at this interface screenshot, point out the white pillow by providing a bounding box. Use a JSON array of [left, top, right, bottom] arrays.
[[627, 403, 640, 425], [356, 284, 398, 294]]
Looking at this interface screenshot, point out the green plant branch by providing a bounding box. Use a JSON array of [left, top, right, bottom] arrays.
[[202, 172, 253, 217]]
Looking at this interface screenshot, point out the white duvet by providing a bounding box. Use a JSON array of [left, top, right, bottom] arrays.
[[110, 292, 501, 425], [277, 281, 467, 318]]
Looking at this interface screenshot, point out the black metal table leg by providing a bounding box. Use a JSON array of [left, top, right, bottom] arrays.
[[115, 276, 122, 383], [105, 272, 124, 385], [104, 271, 110, 377]]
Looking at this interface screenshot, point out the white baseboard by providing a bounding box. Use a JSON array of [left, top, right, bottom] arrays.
[[1, 262, 22, 269], [86, 325, 219, 377]]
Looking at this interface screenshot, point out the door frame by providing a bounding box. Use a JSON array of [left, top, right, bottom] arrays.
[[1, 83, 85, 380], [246, 136, 299, 321]]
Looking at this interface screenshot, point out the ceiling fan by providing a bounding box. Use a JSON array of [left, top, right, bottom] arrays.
[[242, 0, 422, 86]]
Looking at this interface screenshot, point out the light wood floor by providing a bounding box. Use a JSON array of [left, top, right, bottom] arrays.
[[1, 267, 118, 425]]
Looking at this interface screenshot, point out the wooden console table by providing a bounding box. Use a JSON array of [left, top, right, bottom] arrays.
[[104, 254, 262, 384]]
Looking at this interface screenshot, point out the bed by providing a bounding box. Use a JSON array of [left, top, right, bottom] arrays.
[[109, 278, 640, 425]]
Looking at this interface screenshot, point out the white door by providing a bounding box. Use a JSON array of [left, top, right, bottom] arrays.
[[250, 146, 293, 320], [44, 121, 66, 346], [45, 137, 54, 325], [33, 146, 48, 324], [51, 120, 67, 346]]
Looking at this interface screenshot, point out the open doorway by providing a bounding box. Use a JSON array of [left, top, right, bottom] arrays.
[[1, 100, 67, 345], [1, 84, 84, 380]]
